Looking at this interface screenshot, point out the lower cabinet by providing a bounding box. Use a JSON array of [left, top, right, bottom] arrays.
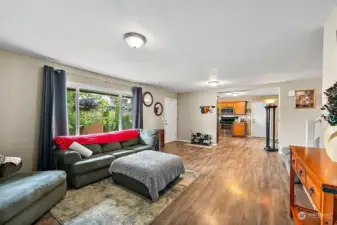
[[232, 123, 246, 137]]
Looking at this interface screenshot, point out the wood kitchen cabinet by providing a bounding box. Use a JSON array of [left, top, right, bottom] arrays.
[[234, 101, 246, 115], [232, 122, 246, 137], [218, 101, 247, 115]]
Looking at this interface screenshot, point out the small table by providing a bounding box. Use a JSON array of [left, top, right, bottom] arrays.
[[290, 146, 337, 225]]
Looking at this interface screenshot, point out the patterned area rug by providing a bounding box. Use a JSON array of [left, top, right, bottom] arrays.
[[51, 170, 199, 225]]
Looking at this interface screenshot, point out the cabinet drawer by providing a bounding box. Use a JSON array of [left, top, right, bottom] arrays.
[[305, 175, 321, 211], [296, 161, 306, 185]]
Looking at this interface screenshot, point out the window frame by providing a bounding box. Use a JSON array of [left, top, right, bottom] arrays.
[[67, 81, 132, 135]]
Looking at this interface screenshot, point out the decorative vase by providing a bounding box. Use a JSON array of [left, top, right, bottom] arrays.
[[325, 126, 337, 162]]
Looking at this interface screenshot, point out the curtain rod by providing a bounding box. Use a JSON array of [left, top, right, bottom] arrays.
[[66, 71, 138, 88]]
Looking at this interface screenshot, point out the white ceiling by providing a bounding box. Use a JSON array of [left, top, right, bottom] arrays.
[[0, 0, 336, 93]]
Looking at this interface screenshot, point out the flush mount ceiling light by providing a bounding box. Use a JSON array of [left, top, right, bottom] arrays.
[[229, 92, 239, 96], [208, 81, 220, 87], [124, 32, 146, 48]]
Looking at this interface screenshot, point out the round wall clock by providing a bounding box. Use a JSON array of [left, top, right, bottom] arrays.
[[154, 102, 163, 116], [143, 92, 153, 107]]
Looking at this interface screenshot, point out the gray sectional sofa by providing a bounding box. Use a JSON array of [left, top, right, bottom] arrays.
[[282, 147, 300, 183], [54, 129, 160, 188], [0, 163, 66, 225]]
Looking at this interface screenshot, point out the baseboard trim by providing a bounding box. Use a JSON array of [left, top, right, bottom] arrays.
[[176, 139, 190, 143]]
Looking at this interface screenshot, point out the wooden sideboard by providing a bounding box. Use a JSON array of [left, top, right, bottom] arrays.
[[156, 129, 165, 150], [290, 146, 337, 225]]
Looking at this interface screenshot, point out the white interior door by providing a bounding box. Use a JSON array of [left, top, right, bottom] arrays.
[[164, 98, 177, 143], [251, 101, 266, 138]]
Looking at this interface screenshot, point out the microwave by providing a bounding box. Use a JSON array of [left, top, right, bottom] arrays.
[[221, 107, 234, 114]]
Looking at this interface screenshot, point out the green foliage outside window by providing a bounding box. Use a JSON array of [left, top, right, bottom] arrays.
[[67, 89, 132, 135]]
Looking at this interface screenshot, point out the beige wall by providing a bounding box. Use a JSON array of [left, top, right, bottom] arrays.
[[177, 91, 217, 143], [321, 9, 337, 147], [323, 8, 337, 104], [278, 78, 322, 150], [219, 95, 279, 137], [0, 49, 176, 172]]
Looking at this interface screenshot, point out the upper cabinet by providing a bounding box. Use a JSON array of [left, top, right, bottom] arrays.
[[234, 101, 246, 115], [218, 101, 247, 115]]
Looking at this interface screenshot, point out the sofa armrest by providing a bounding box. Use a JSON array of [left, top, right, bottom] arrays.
[[54, 150, 82, 165], [0, 161, 22, 178]]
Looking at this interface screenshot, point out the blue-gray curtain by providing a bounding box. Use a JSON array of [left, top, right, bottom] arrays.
[[132, 87, 143, 129], [38, 65, 67, 170]]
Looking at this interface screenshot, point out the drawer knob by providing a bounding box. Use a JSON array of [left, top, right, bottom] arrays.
[[299, 170, 303, 176], [309, 187, 314, 195], [292, 159, 295, 164]]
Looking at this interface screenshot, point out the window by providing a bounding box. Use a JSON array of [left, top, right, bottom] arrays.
[[121, 96, 133, 130], [67, 85, 133, 135]]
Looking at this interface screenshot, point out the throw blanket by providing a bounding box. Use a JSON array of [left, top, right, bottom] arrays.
[[109, 150, 185, 202], [54, 129, 139, 150], [0, 154, 22, 166]]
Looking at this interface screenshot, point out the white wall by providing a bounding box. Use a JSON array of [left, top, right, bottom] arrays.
[[321, 8, 337, 147], [177, 91, 217, 143], [323, 8, 337, 104], [278, 78, 322, 150], [0, 49, 176, 171]]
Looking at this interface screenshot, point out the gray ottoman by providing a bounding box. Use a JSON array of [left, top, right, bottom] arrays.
[[109, 150, 185, 201]]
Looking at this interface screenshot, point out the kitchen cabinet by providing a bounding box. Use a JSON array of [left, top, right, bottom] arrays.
[[218, 101, 247, 115], [234, 102, 246, 115], [232, 122, 246, 137]]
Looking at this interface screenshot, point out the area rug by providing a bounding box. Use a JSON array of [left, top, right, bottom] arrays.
[[51, 170, 199, 225], [184, 143, 213, 149]]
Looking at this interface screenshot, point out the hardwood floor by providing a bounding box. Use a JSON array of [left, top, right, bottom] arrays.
[[36, 137, 310, 225]]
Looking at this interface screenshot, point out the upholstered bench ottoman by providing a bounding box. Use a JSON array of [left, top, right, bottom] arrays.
[[109, 150, 185, 202]]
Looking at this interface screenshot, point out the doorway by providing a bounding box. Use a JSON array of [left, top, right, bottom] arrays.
[[251, 101, 266, 137], [164, 98, 177, 143]]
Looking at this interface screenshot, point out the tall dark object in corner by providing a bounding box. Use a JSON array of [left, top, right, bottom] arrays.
[[132, 87, 143, 129], [38, 65, 67, 170], [264, 104, 278, 152]]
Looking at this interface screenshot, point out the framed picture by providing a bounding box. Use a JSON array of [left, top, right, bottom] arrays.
[[295, 89, 316, 109]]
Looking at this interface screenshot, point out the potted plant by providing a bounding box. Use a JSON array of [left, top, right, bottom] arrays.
[[321, 81, 337, 161]]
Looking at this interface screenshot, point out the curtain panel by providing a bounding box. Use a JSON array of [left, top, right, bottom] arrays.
[[132, 87, 143, 129], [37, 65, 67, 170]]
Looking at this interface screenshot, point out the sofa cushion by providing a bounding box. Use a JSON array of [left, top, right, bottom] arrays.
[[82, 144, 102, 154], [139, 129, 157, 146], [102, 142, 123, 152], [105, 150, 134, 159], [0, 171, 66, 224], [121, 137, 140, 148], [125, 144, 153, 153], [70, 154, 115, 174]]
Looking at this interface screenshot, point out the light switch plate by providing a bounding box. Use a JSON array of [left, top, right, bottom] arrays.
[[288, 90, 295, 97]]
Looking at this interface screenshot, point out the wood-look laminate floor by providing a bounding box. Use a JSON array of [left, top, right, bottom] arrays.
[[36, 137, 309, 225]]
